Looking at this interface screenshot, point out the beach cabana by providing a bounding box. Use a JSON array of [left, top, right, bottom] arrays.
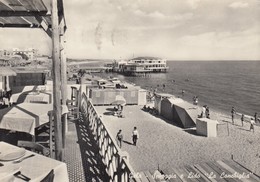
[[154, 92, 173, 114], [161, 98, 198, 128], [0, 0, 67, 161]]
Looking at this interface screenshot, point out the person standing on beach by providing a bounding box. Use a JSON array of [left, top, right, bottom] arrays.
[[231, 107, 236, 124], [200, 105, 206, 118], [194, 96, 198, 105], [116, 130, 123, 148], [249, 118, 255, 133], [254, 112, 258, 123], [132, 127, 139, 146], [206, 106, 210, 119], [241, 114, 244, 127], [182, 89, 185, 97]]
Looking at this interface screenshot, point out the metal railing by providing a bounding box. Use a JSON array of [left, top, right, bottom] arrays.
[[80, 93, 140, 182]]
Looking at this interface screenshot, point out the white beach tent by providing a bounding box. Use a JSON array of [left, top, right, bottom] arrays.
[[161, 98, 198, 128]]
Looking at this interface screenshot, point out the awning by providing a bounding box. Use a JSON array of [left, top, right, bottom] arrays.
[[111, 95, 126, 106], [0, 67, 17, 76]]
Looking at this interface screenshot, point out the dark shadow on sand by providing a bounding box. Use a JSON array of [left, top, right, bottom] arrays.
[[106, 108, 115, 111], [123, 140, 134, 145], [103, 111, 114, 116], [75, 114, 109, 181], [237, 127, 251, 132], [183, 128, 201, 136]]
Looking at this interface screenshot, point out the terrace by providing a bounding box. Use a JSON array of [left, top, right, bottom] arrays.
[[0, 0, 259, 182]]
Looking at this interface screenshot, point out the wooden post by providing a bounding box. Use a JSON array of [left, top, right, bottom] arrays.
[[52, 0, 63, 161], [60, 27, 68, 147]]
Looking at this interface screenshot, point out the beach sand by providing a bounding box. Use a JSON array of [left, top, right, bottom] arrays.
[[95, 104, 260, 175]]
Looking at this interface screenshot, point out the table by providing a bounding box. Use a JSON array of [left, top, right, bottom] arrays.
[[11, 92, 52, 104], [0, 142, 69, 182], [0, 103, 52, 135]]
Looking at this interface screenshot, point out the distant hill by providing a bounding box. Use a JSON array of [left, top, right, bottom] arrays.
[[67, 58, 113, 67], [67, 58, 112, 63]]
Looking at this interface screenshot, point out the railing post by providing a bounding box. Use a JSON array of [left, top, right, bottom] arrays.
[[81, 93, 139, 182], [118, 151, 129, 182]]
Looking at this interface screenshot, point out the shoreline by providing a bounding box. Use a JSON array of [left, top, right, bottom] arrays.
[[75, 72, 259, 125], [144, 89, 257, 126]]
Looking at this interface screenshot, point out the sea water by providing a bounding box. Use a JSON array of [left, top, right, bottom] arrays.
[[100, 61, 260, 116]]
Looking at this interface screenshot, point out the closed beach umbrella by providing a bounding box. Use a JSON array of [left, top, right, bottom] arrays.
[[111, 95, 126, 106]]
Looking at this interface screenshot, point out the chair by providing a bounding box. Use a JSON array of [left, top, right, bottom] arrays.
[[40, 169, 54, 182], [17, 140, 50, 156], [67, 99, 79, 119], [35, 113, 55, 159]]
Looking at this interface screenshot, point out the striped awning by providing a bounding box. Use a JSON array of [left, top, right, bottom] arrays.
[[0, 67, 17, 76]]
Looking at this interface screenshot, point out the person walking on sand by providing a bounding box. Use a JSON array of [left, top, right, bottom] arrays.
[[231, 107, 236, 124], [241, 114, 244, 127], [132, 127, 139, 146], [249, 118, 255, 133], [116, 130, 123, 148]]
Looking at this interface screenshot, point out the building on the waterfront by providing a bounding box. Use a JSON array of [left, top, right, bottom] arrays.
[[128, 57, 168, 72], [108, 57, 169, 76], [12, 48, 37, 60], [0, 48, 37, 61]]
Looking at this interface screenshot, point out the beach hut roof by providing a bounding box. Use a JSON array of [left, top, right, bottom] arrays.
[[0, 0, 66, 36], [0, 67, 17, 76], [155, 92, 174, 98]]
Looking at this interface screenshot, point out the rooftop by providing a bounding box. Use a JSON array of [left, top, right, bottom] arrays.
[[131, 57, 162, 60]]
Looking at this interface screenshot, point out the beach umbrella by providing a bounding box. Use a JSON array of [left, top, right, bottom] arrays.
[[111, 95, 126, 106]]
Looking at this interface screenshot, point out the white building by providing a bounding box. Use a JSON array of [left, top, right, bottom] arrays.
[[127, 57, 168, 73], [12, 48, 37, 60]]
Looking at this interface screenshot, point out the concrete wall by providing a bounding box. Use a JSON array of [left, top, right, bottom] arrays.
[[90, 88, 140, 105], [196, 118, 219, 137], [161, 99, 174, 120], [138, 89, 147, 105]]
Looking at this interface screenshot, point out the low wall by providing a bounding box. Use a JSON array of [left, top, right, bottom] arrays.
[[80, 93, 140, 182], [89, 88, 141, 105]]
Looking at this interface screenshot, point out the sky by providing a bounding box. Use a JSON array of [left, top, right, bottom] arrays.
[[0, 0, 259, 60]]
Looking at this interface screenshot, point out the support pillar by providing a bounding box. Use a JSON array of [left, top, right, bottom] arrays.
[[52, 0, 63, 161], [60, 32, 68, 147]]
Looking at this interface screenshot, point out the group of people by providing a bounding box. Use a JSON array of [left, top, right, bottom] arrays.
[[113, 104, 124, 117], [0, 89, 12, 108], [193, 96, 198, 105], [231, 106, 257, 133], [116, 127, 139, 148], [199, 105, 210, 119]]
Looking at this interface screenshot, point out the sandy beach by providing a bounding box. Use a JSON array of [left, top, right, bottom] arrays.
[[95, 104, 260, 175]]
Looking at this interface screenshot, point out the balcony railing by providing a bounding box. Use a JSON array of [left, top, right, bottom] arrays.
[[80, 93, 141, 182]]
